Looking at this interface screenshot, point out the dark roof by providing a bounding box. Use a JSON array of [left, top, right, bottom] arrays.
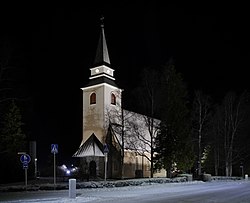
[[93, 24, 111, 67], [85, 76, 118, 88]]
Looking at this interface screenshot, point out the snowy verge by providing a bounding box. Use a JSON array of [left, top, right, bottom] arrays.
[[0, 176, 244, 193], [0, 177, 188, 192]]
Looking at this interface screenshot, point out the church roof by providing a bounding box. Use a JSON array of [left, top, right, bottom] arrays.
[[72, 133, 104, 157], [93, 18, 111, 67], [84, 76, 118, 88]]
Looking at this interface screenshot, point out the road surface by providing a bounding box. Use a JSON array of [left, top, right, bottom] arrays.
[[1, 180, 250, 202]]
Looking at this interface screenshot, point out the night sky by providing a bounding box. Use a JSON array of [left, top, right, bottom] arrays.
[[1, 3, 250, 167]]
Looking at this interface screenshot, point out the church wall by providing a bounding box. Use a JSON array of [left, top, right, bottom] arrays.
[[82, 84, 122, 145], [123, 150, 151, 178], [104, 85, 122, 127], [122, 150, 166, 178], [82, 85, 106, 143]]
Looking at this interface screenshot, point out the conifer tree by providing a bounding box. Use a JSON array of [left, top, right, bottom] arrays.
[[154, 62, 194, 177], [0, 100, 27, 183]]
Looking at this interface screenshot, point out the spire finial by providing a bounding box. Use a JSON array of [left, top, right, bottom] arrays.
[[100, 15, 104, 28]]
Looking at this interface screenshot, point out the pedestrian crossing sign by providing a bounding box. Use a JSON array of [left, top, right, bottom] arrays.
[[51, 144, 58, 154]]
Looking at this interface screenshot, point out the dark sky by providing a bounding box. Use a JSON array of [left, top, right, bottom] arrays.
[[1, 3, 250, 166]]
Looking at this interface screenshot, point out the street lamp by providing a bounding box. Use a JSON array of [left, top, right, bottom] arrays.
[[35, 158, 38, 179]]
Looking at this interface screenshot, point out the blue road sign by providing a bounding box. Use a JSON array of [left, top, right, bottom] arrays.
[[23, 162, 28, 169], [20, 154, 31, 164], [103, 144, 109, 153], [51, 144, 58, 154]]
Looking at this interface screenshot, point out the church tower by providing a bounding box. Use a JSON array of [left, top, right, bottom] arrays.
[[73, 18, 166, 179], [81, 19, 122, 145], [73, 18, 123, 179]]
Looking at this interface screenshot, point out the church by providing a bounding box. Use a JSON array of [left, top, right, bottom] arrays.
[[73, 19, 166, 179]]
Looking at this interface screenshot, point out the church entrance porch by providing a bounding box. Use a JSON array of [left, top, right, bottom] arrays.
[[79, 156, 105, 180], [89, 160, 97, 178]]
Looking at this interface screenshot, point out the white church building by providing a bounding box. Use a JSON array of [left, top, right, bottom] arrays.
[[73, 20, 165, 179]]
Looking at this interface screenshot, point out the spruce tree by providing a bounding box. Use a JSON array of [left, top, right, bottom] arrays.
[[0, 100, 27, 183], [154, 62, 194, 177]]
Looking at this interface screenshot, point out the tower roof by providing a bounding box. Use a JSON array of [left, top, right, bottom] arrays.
[[93, 17, 111, 67], [85, 17, 118, 88]]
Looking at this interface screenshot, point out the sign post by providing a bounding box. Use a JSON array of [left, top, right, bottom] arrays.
[[20, 153, 31, 190], [51, 144, 58, 189], [103, 144, 109, 184]]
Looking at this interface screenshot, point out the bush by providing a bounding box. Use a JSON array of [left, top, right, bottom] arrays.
[[177, 174, 193, 181], [202, 174, 211, 182]]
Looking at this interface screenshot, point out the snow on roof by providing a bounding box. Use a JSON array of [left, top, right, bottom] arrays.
[[73, 133, 104, 157]]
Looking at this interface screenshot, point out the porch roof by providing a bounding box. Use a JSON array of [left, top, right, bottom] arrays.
[[73, 133, 104, 157]]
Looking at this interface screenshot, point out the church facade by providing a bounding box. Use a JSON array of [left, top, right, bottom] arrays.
[[73, 21, 165, 179]]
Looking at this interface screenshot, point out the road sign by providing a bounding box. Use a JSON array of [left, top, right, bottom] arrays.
[[103, 144, 109, 154], [20, 154, 31, 164], [51, 144, 58, 154], [51, 144, 58, 187], [23, 162, 28, 169]]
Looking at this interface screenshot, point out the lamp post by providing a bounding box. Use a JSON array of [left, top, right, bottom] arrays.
[[34, 158, 37, 179]]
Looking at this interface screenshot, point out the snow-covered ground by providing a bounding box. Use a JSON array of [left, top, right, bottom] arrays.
[[1, 178, 250, 203], [0, 176, 189, 192], [0, 180, 203, 202]]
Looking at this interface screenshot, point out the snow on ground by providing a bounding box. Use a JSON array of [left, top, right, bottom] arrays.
[[0, 180, 205, 203], [0, 177, 247, 203]]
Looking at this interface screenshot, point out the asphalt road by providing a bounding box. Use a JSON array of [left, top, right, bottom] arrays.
[[1, 180, 250, 202]]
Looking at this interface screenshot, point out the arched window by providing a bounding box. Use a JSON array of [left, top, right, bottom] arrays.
[[90, 93, 96, 104], [111, 93, 116, 105]]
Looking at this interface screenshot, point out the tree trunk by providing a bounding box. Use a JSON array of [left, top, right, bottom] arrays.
[[198, 129, 202, 176], [214, 147, 218, 176], [225, 160, 229, 176]]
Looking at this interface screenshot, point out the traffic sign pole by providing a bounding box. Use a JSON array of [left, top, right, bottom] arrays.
[[51, 144, 58, 189], [54, 152, 56, 188], [25, 168, 27, 190], [19, 153, 31, 190], [104, 153, 107, 183]]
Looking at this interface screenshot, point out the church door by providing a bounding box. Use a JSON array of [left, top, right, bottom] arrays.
[[89, 160, 97, 177]]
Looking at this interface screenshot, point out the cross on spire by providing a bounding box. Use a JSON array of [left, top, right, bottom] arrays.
[[100, 16, 104, 28], [93, 15, 110, 66]]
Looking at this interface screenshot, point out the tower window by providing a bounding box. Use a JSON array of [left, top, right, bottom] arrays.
[[90, 93, 96, 104], [111, 93, 116, 105]]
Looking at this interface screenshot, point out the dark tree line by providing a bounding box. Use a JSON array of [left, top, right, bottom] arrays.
[[202, 91, 250, 177], [131, 60, 194, 178], [132, 60, 250, 178], [0, 40, 31, 183]]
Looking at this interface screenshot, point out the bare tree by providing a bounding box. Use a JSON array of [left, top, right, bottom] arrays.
[[123, 111, 159, 178], [105, 67, 160, 178], [192, 90, 212, 176], [211, 106, 223, 176], [130, 67, 160, 178], [222, 92, 248, 176]]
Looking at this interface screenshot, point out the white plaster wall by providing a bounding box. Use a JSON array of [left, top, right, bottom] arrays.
[[82, 85, 105, 144], [81, 83, 122, 145]]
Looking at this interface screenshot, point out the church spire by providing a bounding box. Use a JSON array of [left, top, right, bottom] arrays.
[[89, 16, 115, 82], [93, 16, 110, 66]]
